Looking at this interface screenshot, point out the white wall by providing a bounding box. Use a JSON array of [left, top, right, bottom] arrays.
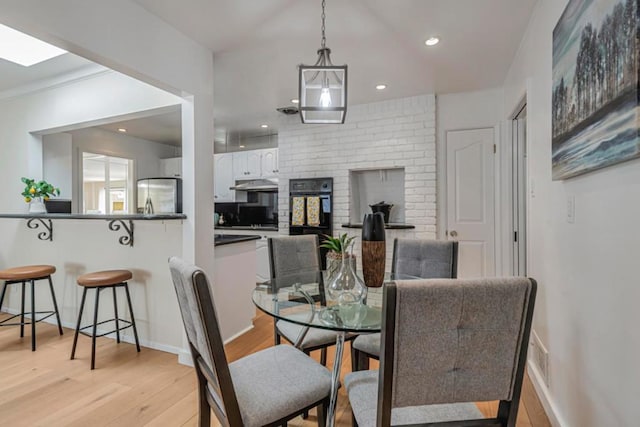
[[277, 95, 436, 268], [42, 133, 73, 199], [503, 1, 640, 426]]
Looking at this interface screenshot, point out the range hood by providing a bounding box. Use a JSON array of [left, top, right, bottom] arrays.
[[230, 178, 279, 192]]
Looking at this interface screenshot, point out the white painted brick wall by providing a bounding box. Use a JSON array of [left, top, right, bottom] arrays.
[[277, 94, 437, 270]]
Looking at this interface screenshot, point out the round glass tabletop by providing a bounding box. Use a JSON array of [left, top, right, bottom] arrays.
[[252, 270, 417, 333]]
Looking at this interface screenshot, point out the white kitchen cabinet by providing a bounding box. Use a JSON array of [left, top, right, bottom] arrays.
[[233, 151, 261, 180], [214, 153, 235, 202], [261, 148, 278, 178], [160, 157, 182, 177]]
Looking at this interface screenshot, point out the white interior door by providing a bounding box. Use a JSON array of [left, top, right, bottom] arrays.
[[446, 128, 495, 278]]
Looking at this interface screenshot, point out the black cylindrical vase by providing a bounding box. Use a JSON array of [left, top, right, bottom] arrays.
[[362, 213, 386, 287]]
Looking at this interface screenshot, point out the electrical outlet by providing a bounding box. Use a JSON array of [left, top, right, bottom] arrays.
[[567, 195, 575, 223], [530, 331, 550, 387]]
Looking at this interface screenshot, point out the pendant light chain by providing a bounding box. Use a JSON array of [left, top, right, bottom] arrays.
[[321, 0, 326, 49]]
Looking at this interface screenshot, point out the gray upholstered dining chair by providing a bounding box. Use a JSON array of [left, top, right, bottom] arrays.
[[268, 235, 355, 366], [169, 257, 331, 427], [351, 238, 459, 371], [345, 277, 537, 427]]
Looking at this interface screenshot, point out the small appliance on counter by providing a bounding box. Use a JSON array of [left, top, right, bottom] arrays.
[[137, 178, 182, 214]]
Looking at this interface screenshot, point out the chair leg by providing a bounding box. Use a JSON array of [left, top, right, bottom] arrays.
[[320, 347, 327, 366], [274, 319, 281, 346], [113, 287, 120, 343], [91, 288, 101, 370], [317, 398, 328, 427], [30, 279, 36, 351], [351, 345, 358, 372], [123, 283, 140, 352], [0, 281, 7, 312], [48, 276, 64, 335], [71, 287, 88, 360], [20, 281, 26, 338]]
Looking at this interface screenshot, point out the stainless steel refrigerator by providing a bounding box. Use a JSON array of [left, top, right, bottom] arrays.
[[137, 178, 182, 214]]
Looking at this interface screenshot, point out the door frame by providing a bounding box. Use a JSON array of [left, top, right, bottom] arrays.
[[502, 80, 532, 277], [439, 125, 502, 276]]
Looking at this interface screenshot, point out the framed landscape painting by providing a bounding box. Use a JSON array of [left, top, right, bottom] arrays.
[[552, 0, 639, 180]]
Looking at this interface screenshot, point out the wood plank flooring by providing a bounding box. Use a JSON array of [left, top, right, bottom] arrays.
[[0, 311, 551, 426]]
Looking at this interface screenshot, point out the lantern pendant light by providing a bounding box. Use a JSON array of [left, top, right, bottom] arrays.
[[298, 0, 347, 124]]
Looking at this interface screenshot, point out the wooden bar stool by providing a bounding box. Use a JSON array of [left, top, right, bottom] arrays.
[[70, 270, 140, 369], [0, 265, 64, 351]]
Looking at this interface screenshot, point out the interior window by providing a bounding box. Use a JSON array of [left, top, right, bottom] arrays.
[[82, 152, 134, 214]]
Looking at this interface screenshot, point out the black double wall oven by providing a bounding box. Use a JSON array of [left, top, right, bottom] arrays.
[[288, 178, 333, 268]]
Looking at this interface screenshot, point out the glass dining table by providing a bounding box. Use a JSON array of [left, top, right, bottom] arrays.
[[252, 270, 419, 427]]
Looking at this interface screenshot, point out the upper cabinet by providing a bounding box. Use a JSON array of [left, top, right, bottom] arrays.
[[261, 148, 279, 178], [160, 157, 182, 177], [214, 153, 235, 202], [233, 151, 261, 180]]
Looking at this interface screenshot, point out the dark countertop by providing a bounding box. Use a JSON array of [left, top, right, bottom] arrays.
[[214, 234, 261, 247], [215, 225, 279, 231], [341, 223, 416, 230], [0, 213, 187, 220]]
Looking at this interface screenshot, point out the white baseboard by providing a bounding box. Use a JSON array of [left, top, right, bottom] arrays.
[[2, 308, 183, 356], [527, 360, 568, 427], [224, 325, 254, 345]]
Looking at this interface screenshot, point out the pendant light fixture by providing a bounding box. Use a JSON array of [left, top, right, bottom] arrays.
[[298, 0, 347, 124]]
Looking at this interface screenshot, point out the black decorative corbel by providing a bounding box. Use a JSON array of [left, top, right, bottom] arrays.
[[107, 219, 134, 247], [26, 218, 53, 241]]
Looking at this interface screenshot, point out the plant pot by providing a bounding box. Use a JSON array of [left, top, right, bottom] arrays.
[[29, 197, 47, 214]]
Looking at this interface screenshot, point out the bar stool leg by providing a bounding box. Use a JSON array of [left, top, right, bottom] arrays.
[[113, 287, 120, 343], [47, 275, 64, 336], [71, 287, 88, 360], [91, 288, 101, 370], [20, 281, 26, 338], [123, 283, 140, 352], [31, 279, 36, 351]]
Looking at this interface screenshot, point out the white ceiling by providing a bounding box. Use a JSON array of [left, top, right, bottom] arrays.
[[97, 109, 182, 147], [133, 0, 538, 133]]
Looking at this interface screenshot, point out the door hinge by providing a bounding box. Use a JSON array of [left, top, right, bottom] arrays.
[[493, 144, 497, 154], [514, 231, 518, 242]]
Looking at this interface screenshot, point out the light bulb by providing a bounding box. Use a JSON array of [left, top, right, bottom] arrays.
[[319, 87, 332, 108]]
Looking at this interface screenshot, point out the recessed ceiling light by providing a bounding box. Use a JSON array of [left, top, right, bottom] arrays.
[[239, 145, 246, 148], [425, 37, 440, 46], [0, 24, 67, 66], [261, 124, 269, 128], [376, 84, 387, 90], [118, 128, 127, 133], [291, 99, 300, 104]]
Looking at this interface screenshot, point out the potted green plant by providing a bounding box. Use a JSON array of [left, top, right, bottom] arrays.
[[320, 233, 357, 280], [21, 177, 60, 214]]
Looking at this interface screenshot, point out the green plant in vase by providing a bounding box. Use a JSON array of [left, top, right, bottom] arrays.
[[21, 177, 60, 213], [320, 233, 356, 280]]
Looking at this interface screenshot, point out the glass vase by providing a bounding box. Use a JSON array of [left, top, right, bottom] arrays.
[[327, 244, 367, 306]]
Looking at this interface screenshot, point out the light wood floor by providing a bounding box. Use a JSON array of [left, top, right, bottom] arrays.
[[0, 311, 551, 426]]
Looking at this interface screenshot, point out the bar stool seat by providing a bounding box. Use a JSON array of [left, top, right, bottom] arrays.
[[0, 265, 56, 281], [0, 264, 63, 351], [77, 270, 133, 287], [71, 269, 140, 369]]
